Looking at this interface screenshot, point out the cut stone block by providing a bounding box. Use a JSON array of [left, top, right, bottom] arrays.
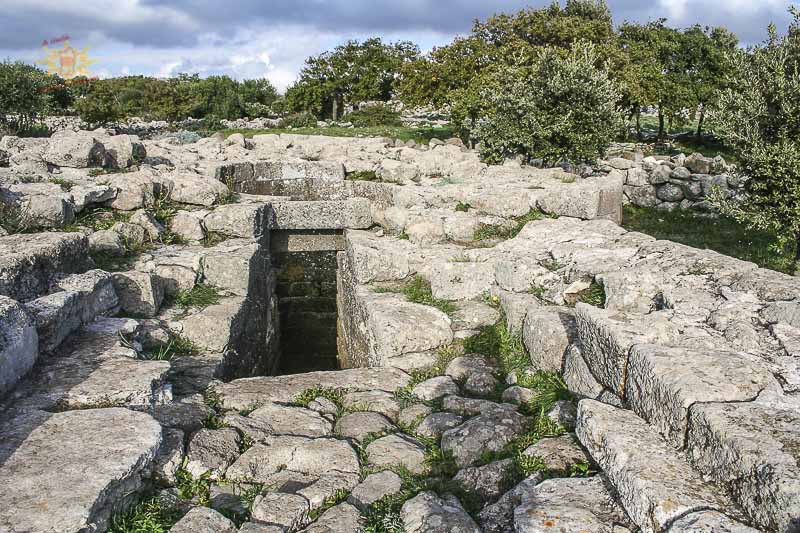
[[112, 270, 165, 317], [0, 232, 91, 301], [171, 507, 237, 533], [687, 400, 800, 532], [213, 367, 411, 411], [626, 344, 776, 448], [0, 296, 38, 396], [522, 306, 576, 373], [429, 262, 495, 301], [576, 399, 736, 532], [203, 203, 271, 241], [0, 408, 161, 533], [179, 297, 247, 353], [269, 199, 372, 230]]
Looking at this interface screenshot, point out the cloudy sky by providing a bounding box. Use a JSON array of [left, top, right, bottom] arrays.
[[1, 0, 795, 91]]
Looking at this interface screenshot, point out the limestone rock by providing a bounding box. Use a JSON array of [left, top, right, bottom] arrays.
[[453, 459, 514, 502], [522, 434, 591, 472], [0, 408, 162, 533], [251, 492, 310, 530], [0, 296, 38, 396], [335, 411, 395, 442], [442, 409, 527, 467], [300, 502, 362, 532], [171, 506, 237, 533], [397, 403, 433, 428], [112, 270, 165, 317], [347, 470, 403, 511], [411, 375, 459, 401], [366, 433, 427, 474], [185, 428, 241, 480], [401, 491, 481, 533], [416, 412, 464, 440], [44, 133, 105, 168]]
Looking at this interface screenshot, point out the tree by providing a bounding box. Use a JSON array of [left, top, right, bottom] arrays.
[[397, 1, 618, 135], [709, 9, 800, 273], [0, 61, 64, 133], [474, 42, 623, 165], [286, 38, 419, 119]]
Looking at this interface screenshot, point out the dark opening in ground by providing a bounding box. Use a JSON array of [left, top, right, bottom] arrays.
[[272, 248, 340, 374]]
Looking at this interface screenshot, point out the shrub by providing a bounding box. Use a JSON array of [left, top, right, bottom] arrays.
[[474, 41, 623, 166], [346, 103, 403, 127], [708, 10, 800, 274], [0, 61, 63, 134], [279, 111, 318, 128]]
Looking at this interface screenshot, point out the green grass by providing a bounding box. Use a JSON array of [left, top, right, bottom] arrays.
[[473, 210, 547, 242], [139, 336, 199, 361], [400, 276, 457, 315], [455, 201, 472, 212], [107, 498, 182, 533], [202, 231, 228, 247], [170, 284, 222, 308], [346, 170, 379, 182], [89, 251, 138, 273], [462, 315, 529, 375], [576, 280, 605, 308], [49, 177, 75, 191], [219, 125, 458, 145], [175, 462, 211, 505], [622, 205, 797, 274]]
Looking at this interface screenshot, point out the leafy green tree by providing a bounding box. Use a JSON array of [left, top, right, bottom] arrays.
[[0, 61, 64, 133], [475, 42, 623, 165], [709, 10, 800, 273], [286, 38, 419, 119]]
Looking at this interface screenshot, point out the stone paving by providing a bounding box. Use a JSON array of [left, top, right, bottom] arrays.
[[0, 130, 797, 532]]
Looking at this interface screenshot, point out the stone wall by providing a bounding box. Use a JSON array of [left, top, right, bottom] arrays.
[[599, 149, 741, 211]]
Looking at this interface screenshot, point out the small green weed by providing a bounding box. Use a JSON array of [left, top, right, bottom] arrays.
[[170, 284, 222, 308], [455, 201, 472, 212], [577, 280, 605, 308], [49, 177, 75, 191], [401, 276, 457, 315], [346, 170, 379, 182], [175, 462, 211, 505], [202, 231, 228, 247], [107, 497, 182, 533], [473, 210, 546, 242]]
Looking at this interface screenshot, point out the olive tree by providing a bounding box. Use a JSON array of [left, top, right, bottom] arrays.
[[708, 10, 800, 273], [474, 42, 622, 165]]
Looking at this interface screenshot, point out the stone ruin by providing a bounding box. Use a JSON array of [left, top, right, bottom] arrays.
[[0, 128, 798, 532]]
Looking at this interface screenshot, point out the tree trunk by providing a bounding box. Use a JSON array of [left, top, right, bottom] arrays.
[[658, 106, 665, 142], [696, 108, 705, 139], [636, 108, 642, 141], [331, 95, 338, 121]]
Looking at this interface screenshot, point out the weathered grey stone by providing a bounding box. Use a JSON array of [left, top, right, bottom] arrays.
[[0, 232, 91, 300], [429, 262, 495, 300], [171, 505, 237, 533], [251, 492, 310, 531], [335, 411, 395, 442], [513, 476, 633, 533], [226, 436, 360, 484], [442, 409, 528, 467], [687, 401, 800, 532], [22, 195, 75, 228], [240, 402, 334, 439], [522, 434, 591, 472], [151, 428, 184, 486], [89, 229, 126, 255], [453, 459, 513, 502], [626, 344, 776, 448], [445, 355, 498, 382], [112, 270, 165, 317], [667, 510, 761, 532], [502, 385, 535, 405], [270, 199, 372, 230], [416, 412, 464, 440], [106, 170, 160, 210], [44, 133, 105, 168], [214, 367, 411, 410], [411, 375, 459, 401], [342, 390, 401, 421], [442, 395, 518, 417], [203, 203, 270, 240], [102, 133, 146, 169], [25, 269, 118, 352], [0, 408, 162, 533], [112, 221, 148, 249], [129, 209, 165, 240], [0, 296, 38, 396], [179, 296, 246, 352], [367, 433, 427, 474], [576, 400, 735, 531], [347, 470, 403, 511], [300, 502, 362, 532], [185, 428, 241, 480], [545, 399, 577, 428], [464, 370, 499, 396], [170, 210, 207, 241], [397, 403, 433, 428], [167, 171, 230, 206], [523, 306, 576, 373], [401, 491, 481, 533]]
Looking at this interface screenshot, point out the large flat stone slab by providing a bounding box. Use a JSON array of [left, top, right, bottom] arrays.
[[576, 399, 736, 532], [0, 296, 38, 397], [687, 400, 800, 532], [269, 199, 372, 230], [0, 232, 91, 301], [626, 344, 776, 448], [213, 367, 411, 411], [0, 408, 162, 532]]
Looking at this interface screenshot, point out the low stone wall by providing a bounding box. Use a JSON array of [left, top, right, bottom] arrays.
[[600, 148, 742, 211]]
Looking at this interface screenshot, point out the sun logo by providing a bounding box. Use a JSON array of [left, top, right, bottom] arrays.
[[38, 39, 95, 79]]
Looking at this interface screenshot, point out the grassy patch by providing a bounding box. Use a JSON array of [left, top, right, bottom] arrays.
[[401, 276, 457, 315], [175, 462, 211, 505], [473, 210, 547, 242], [308, 488, 350, 521], [219, 125, 458, 145], [576, 281, 605, 308], [295, 386, 347, 414], [49, 177, 75, 191], [455, 201, 472, 212], [622, 205, 796, 274], [202, 231, 228, 248], [139, 336, 199, 361], [462, 315, 528, 375], [346, 170, 379, 182], [107, 497, 182, 533], [170, 284, 222, 309], [0, 201, 31, 234], [89, 251, 138, 273]]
